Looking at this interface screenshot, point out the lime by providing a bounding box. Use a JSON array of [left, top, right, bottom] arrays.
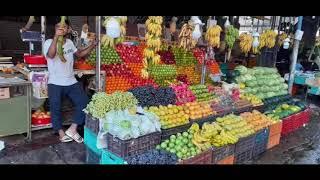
[[170, 135, 176, 140], [187, 142, 193, 148], [186, 152, 191, 157], [175, 139, 182, 145], [177, 152, 183, 159], [196, 149, 202, 154], [160, 142, 167, 149], [166, 147, 171, 152], [188, 134, 193, 139], [183, 132, 189, 137], [182, 138, 189, 144], [181, 147, 188, 154], [169, 143, 175, 148], [156, 145, 161, 150], [170, 149, 176, 154], [191, 151, 197, 156], [177, 133, 182, 137], [175, 145, 182, 151], [165, 140, 170, 144]]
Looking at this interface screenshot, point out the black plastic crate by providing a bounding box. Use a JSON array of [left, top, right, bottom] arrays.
[[106, 131, 161, 158], [233, 106, 253, 115], [235, 134, 256, 154], [86, 147, 101, 164], [234, 149, 252, 164], [85, 114, 99, 135], [212, 144, 235, 164], [191, 115, 217, 127], [161, 123, 191, 140], [252, 128, 269, 159]]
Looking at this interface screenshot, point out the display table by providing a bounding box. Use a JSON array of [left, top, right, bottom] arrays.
[[0, 78, 32, 141]]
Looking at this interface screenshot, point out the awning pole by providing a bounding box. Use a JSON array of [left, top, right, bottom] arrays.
[[41, 16, 46, 55], [288, 16, 303, 95], [95, 16, 102, 92]]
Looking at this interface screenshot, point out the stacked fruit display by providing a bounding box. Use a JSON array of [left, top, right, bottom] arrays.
[[176, 74, 190, 85], [88, 46, 121, 65], [147, 104, 189, 129], [207, 60, 221, 75], [266, 103, 302, 119], [189, 84, 215, 102], [240, 93, 263, 106], [240, 110, 274, 131], [170, 83, 196, 105], [157, 131, 201, 160], [177, 66, 201, 85], [126, 149, 178, 165], [129, 86, 176, 107], [193, 48, 206, 64], [234, 66, 289, 99], [149, 65, 177, 86], [172, 47, 197, 66], [191, 123, 238, 151], [216, 114, 255, 139], [116, 44, 143, 63], [84, 92, 138, 119], [158, 50, 175, 64], [126, 63, 144, 77], [184, 102, 214, 120]]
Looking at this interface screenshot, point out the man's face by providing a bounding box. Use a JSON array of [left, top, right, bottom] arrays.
[[55, 23, 68, 36]]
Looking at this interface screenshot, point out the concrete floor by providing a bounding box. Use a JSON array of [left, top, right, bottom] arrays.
[[0, 96, 319, 164]]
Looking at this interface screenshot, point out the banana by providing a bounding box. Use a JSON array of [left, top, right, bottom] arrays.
[[239, 33, 253, 55], [205, 25, 222, 48]]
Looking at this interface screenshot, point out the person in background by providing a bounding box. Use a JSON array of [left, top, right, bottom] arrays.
[[44, 19, 97, 143]]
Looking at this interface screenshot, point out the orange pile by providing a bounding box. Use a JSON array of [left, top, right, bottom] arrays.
[[240, 110, 273, 131], [105, 76, 132, 94], [207, 61, 220, 75], [183, 101, 215, 120], [177, 66, 201, 85], [126, 63, 144, 77]]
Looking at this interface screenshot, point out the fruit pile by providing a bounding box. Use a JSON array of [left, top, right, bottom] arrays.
[[106, 77, 132, 94], [190, 123, 238, 151], [240, 110, 273, 131], [170, 83, 196, 105], [176, 74, 190, 85], [126, 149, 178, 165], [126, 62, 144, 77], [193, 48, 206, 64], [189, 84, 215, 102], [177, 66, 201, 85], [84, 92, 138, 119], [116, 44, 143, 63], [102, 63, 131, 77], [240, 93, 263, 106], [216, 114, 255, 139], [129, 86, 176, 107], [88, 46, 121, 65], [149, 65, 177, 86], [74, 59, 94, 70], [147, 104, 189, 129], [128, 76, 158, 89], [184, 102, 214, 120], [266, 103, 302, 119], [172, 47, 197, 66], [207, 60, 221, 75], [157, 131, 201, 160], [32, 110, 51, 119], [158, 50, 175, 64]]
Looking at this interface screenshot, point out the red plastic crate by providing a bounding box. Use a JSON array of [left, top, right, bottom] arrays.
[[24, 55, 47, 65], [32, 117, 51, 125], [281, 115, 295, 136]]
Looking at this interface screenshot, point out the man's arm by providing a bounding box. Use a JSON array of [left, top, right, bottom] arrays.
[[75, 43, 96, 58], [47, 36, 59, 58]]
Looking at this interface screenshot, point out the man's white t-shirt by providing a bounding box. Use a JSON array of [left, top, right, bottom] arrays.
[[43, 39, 78, 86]]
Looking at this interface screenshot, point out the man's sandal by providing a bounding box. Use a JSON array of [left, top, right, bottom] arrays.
[[65, 129, 84, 143], [60, 135, 73, 143]]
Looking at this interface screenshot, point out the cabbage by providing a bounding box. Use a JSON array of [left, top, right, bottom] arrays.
[[246, 80, 258, 87], [279, 77, 285, 83], [267, 92, 276, 98], [235, 65, 248, 75], [281, 83, 289, 90]]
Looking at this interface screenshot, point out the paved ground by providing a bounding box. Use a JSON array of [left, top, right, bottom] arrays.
[[0, 95, 319, 164]]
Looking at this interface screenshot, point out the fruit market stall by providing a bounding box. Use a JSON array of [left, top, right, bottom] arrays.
[[78, 16, 313, 164]]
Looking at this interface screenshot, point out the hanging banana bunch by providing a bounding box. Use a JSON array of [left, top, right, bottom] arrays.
[[142, 16, 163, 79], [277, 33, 288, 46], [205, 25, 222, 48], [225, 25, 239, 61], [178, 22, 194, 50], [259, 29, 277, 50], [239, 33, 253, 55]]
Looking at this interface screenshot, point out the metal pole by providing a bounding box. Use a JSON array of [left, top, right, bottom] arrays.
[[41, 16, 46, 55], [95, 16, 102, 92], [201, 47, 209, 84], [288, 16, 303, 95]]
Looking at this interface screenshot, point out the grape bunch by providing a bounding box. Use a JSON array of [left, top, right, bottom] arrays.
[[129, 85, 176, 107], [125, 149, 178, 164], [87, 46, 122, 65]]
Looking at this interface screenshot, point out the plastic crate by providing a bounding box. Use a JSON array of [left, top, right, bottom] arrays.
[[233, 106, 253, 115], [191, 115, 217, 127], [217, 155, 234, 165], [252, 128, 269, 159], [252, 104, 265, 113], [178, 149, 212, 164], [215, 108, 233, 117], [234, 149, 252, 164], [308, 86, 320, 95], [294, 108, 310, 128], [24, 55, 47, 65], [294, 76, 307, 85], [281, 115, 296, 136], [84, 127, 102, 155], [269, 121, 283, 137], [267, 133, 281, 150], [86, 147, 101, 164], [235, 134, 256, 154], [302, 108, 311, 125], [212, 144, 235, 164], [161, 123, 191, 140], [106, 132, 161, 158], [101, 149, 126, 165], [85, 114, 99, 135]]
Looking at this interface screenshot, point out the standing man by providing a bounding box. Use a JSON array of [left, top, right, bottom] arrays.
[[44, 19, 96, 143]]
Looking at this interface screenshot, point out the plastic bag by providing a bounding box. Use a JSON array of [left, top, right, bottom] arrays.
[[106, 17, 120, 38]]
